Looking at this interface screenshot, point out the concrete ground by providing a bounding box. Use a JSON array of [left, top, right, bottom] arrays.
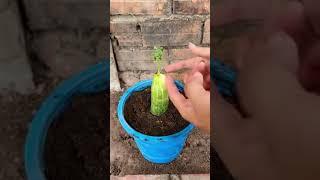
[[110, 92, 210, 176]]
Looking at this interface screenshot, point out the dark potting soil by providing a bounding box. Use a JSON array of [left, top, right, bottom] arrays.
[[124, 88, 189, 136], [45, 93, 109, 180]]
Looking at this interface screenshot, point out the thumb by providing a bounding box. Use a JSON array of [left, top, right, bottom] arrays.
[[185, 72, 209, 104], [185, 72, 210, 131]]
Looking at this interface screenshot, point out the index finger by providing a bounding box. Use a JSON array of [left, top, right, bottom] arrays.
[[189, 43, 211, 59], [164, 57, 203, 73]]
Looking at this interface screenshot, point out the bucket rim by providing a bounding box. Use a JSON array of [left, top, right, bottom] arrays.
[[117, 79, 194, 141], [24, 61, 108, 180]]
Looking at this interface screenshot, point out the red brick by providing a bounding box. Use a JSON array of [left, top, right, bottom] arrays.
[[142, 20, 202, 46], [110, 17, 202, 47], [173, 0, 210, 15], [24, 0, 106, 30], [115, 49, 169, 71], [114, 34, 143, 47], [110, 19, 139, 33], [110, 0, 168, 15], [202, 19, 210, 44], [169, 48, 194, 63]]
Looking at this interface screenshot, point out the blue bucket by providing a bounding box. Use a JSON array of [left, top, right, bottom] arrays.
[[24, 61, 109, 180], [117, 79, 194, 164]]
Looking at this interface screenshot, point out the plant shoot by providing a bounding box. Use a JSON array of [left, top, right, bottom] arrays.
[[151, 47, 169, 116]]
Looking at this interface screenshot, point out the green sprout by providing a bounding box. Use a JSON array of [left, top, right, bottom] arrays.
[[150, 47, 169, 116], [152, 47, 164, 74]]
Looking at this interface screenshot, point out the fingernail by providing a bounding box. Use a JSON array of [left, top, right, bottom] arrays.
[[189, 42, 196, 49]]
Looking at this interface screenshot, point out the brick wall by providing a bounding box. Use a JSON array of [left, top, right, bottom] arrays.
[[110, 0, 210, 87], [23, 0, 107, 78]]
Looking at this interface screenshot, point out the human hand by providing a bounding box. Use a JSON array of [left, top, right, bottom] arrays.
[[165, 43, 210, 133], [214, 1, 320, 180], [165, 43, 210, 90]]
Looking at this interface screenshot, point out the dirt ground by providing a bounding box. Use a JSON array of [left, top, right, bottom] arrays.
[[0, 86, 210, 178], [110, 92, 210, 176], [0, 79, 59, 180], [45, 93, 108, 180]]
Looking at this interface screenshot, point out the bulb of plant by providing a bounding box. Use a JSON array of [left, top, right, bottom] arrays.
[[150, 47, 169, 116]]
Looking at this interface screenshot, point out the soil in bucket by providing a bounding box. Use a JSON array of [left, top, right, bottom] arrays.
[[124, 88, 189, 136], [45, 93, 108, 180]]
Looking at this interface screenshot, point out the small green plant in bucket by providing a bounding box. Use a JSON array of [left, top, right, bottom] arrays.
[[151, 46, 169, 116]]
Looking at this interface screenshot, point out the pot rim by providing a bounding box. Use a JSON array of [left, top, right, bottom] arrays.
[[117, 79, 194, 141], [24, 61, 108, 180]]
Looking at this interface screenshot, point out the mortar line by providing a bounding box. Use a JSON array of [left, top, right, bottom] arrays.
[[16, 0, 30, 32], [110, 35, 121, 74], [200, 20, 205, 45], [171, 0, 174, 14]]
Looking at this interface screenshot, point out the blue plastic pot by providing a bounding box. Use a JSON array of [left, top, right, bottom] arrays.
[[24, 61, 108, 180], [117, 79, 194, 164]]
